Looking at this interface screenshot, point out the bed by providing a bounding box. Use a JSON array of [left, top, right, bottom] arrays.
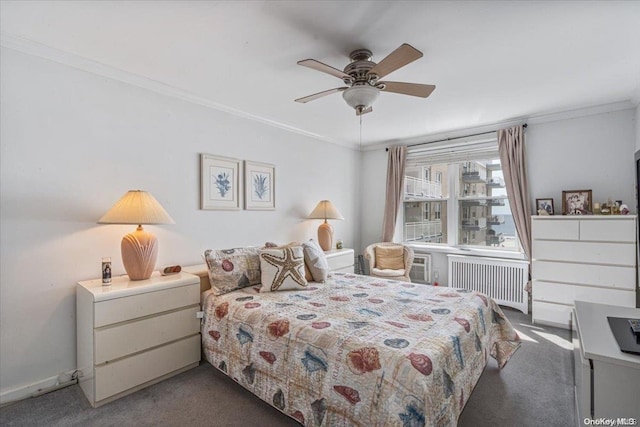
[[198, 271, 520, 427]]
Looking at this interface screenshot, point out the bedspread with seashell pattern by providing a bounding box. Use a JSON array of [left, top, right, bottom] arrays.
[[201, 272, 520, 427]]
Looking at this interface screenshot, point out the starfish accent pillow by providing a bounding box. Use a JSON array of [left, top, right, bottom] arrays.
[[259, 246, 308, 292]]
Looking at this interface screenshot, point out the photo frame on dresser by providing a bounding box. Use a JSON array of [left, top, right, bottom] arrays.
[[244, 160, 275, 210], [535, 198, 555, 215], [561, 189, 592, 215], [200, 154, 243, 210]]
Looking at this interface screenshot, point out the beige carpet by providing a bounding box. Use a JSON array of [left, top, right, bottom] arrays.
[[0, 308, 574, 427]]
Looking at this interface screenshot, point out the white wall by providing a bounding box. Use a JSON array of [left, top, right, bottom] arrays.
[[527, 108, 636, 213], [0, 47, 359, 398], [359, 149, 387, 256], [360, 108, 637, 285]]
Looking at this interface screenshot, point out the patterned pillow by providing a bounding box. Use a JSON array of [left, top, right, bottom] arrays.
[[263, 241, 313, 281], [204, 247, 261, 295], [302, 239, 329, 282], [259, 246, 308, 292]]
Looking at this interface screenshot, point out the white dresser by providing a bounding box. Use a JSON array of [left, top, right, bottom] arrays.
[[325, 248, 355, 273], [573, 301, 640, 421], [77, 272, 201, 407], [531, 215, 637, 328]]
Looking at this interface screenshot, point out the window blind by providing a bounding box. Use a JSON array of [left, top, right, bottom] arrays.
[[406, 136, 498, 166]]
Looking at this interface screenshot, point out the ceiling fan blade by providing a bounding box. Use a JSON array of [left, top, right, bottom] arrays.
[[368, 44, 423, 79], [297, 59, 351, 80], [356, 106, 373, 116], [295, 87, 347, 103], [379, 81, 436, 98]]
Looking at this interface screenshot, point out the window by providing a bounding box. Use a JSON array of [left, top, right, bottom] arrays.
[[402, 138, 521, 252]]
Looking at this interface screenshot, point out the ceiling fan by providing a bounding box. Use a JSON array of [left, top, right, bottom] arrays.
[[295, 43, 436, 116]]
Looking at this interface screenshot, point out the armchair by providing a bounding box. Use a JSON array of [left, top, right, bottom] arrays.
[[364, 243, 414, 282]]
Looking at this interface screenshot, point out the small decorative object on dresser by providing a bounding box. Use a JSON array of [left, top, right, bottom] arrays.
[[77, 272, 201, 407], [244, 160, 275, 210], [201, 154, 243, 210], [535, 198, 554, 215], [561, 189, 592, 215]]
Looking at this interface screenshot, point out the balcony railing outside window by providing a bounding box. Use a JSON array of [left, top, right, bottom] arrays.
[[404, 220, 443, 242], [404, 176, 442, 199]]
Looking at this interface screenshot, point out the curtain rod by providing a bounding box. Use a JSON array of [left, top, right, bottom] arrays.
[[385, 123, 528, 151]]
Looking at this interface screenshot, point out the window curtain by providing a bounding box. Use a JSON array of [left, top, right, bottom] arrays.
[[382, 145, 407, 242], [497, 125, 532, 290]]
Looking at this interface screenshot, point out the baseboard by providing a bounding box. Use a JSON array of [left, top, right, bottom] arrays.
[[0, 369, 77, 406]]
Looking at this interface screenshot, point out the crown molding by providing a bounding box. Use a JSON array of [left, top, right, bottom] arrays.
[[365, 100, 637, 152], [0, 32, 356, 150]]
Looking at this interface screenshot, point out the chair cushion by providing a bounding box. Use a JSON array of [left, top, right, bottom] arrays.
[[375, 246, 405, 270], [371, 267, 406, 277]]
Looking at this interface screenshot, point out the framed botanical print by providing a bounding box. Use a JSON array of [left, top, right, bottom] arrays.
[[244, 160, 275, 210], [200, 154, 243, 210]]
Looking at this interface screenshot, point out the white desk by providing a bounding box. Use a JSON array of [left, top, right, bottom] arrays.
[[573, 301, 640, 422]]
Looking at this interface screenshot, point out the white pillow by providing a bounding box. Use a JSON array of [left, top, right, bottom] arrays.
[[302, 239, 329, 282], [259, 246, 308, 292]]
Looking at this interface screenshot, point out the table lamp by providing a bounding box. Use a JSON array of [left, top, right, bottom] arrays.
[[308, 200, 344, 251], [98, 190, 175, 280]]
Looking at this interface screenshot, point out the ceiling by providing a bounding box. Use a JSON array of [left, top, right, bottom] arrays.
[[2, 1, 640, 148]]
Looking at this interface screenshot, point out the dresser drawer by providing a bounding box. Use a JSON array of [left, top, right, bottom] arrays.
[[532, 260, 636, 289], [532, 219, 579, 240], [94, 334, 200, 402], [533, 281, 636, 306], [532, 240, 636, 266], [95, 283, 199, 327], [95, 306, 200, 365], [579, 219, 636, 242], [532, 301, 572, 328], [325, 250, 354, 271]]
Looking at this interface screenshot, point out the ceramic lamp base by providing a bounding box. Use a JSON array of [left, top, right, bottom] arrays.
[[317, 221, 334, 251], [121, 226, 158, 280]]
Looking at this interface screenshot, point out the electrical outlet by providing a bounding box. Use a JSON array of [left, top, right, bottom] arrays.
[[57, 369, 79, 384]]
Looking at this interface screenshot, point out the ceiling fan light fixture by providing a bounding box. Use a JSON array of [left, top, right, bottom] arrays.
[[342, 85, 379, 111]]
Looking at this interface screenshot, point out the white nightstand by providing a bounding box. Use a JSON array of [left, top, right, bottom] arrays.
[[76, 272, 201, 407], [325, 248, 355, 273]]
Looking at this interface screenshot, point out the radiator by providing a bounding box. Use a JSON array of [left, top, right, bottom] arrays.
[[447, 254, 529, 314]]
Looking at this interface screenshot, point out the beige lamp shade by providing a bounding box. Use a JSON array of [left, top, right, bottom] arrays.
[[308, 200, 344, 251], [98, 191, 175, 281]]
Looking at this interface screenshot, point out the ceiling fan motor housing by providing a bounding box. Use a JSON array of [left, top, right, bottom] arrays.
[[344, 49, 378, 85]]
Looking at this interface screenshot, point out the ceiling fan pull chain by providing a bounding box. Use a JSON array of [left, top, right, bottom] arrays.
[[359, 114, 363, 151]]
